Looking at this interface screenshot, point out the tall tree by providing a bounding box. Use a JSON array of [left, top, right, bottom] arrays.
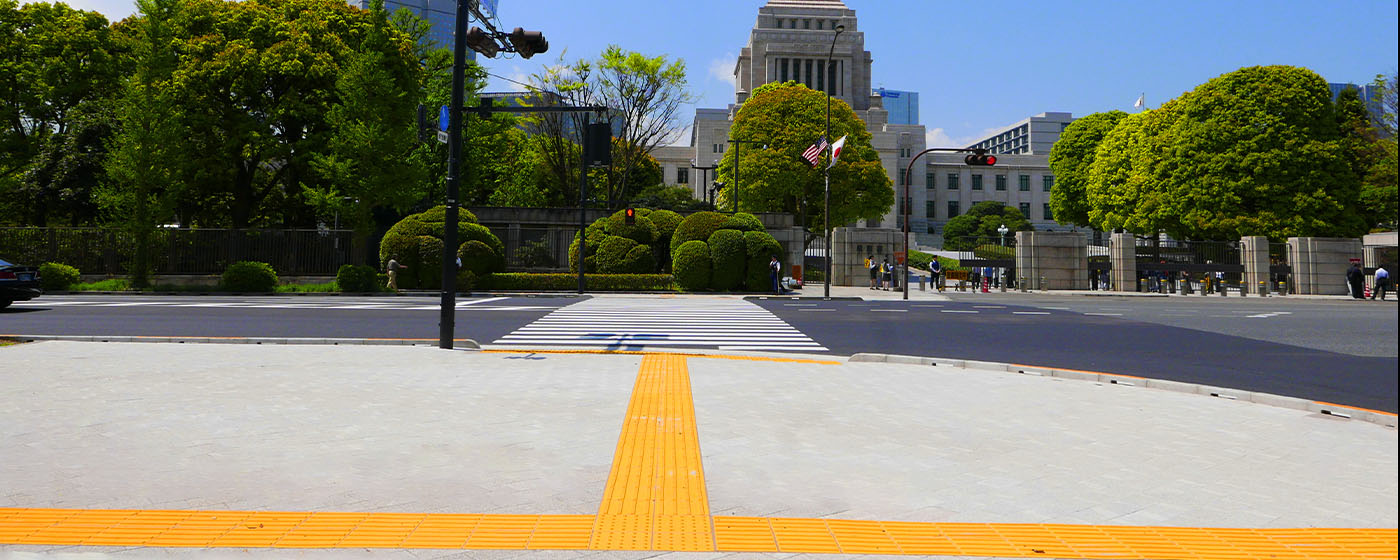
[[307, 0, 422, 256], [100, 0, 185, 288], [1047, 110, 1127, 228], [595, 46, 694, 209], [1358, 73, 1398, 230], [715, 80, 892, 236], [941, 201, 1032, 250]]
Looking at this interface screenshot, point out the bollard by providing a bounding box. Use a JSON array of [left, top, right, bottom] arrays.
[[918, 276, 925, 291], [1220, 282, 1227, 296], [1259, 281, 1269, 297], [1040, 276, 1047, 292], [1020, 276, 1027, 293], [1278, 280, 1287, 296]]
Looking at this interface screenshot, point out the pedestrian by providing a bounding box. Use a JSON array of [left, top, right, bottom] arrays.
[[969, 267, 980, 292], [929, 257, 942, 291], [1372, 266, 1389, 301], [386, 257, 406, 292], [770, 255, 783, 295], [868, 255, 878, 290], [881, 259, 892, 290], [1346, 262, 1365, 299]]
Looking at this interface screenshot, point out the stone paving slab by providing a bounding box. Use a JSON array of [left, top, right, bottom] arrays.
[[1, 341, 1396, 559]]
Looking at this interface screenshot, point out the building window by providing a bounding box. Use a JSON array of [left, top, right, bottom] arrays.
[[677, 168, 688, 184], [926, 200, 935, 218], [1019, 202, 1031, 218], [946, 173, 959, 190], [947, 200, 959, 218], [972, 174, 983, 190], [1044, 203, 1053, 221], [926, 173, 935, 188], [1019, 175, 1030, 191], [780, 58, 788, 82], [803, 19, 810, 29], [1043, 175, 1054, 192], [712, 144, 718, 153], [816, 20, 823, 29], [996, 175, 1007, 191]]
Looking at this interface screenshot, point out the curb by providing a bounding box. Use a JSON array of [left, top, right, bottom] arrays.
[[848, 353, 1398, 428], [2, 335, 481, 349]]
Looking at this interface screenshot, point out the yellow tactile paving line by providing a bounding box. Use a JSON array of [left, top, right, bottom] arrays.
[[589, 353, 713, 551], [3, 352, 1397, 557]]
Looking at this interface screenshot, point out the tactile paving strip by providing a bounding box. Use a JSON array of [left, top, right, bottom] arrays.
[[588, 353, 713, 551]]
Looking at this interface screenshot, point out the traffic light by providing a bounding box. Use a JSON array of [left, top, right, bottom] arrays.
[[624, 207, 636, 225], [964, 149, 997, 166], [508, 27, 548, 59], [465, 27, 498, 58]]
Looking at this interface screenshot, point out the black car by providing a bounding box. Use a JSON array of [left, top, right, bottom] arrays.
[[0, 258, 42, 309]]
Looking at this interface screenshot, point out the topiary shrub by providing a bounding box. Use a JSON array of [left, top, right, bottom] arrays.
[[457, 240, 497, 277], [707, 229, 747, 291], [221, 261, 278, 292], [567, 237, 597, 273], [744, 231, 784, 291], [722, 212, 764, 232], [39, 262, 80, 291], [380, 206, 502, 280], [673, 240, 712, 291], [648, 209, 682, 243], [415, 236, 445, 290], [621, 245, 657, 274], [460, 223, 506, 270], [670, 211, 732, 257], [596, 236, 642, 274], [606, 209, 658, 245], [336, 264, 379, 292], [455, 269, 476, 293]]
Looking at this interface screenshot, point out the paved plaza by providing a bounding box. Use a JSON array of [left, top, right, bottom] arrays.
[[1, 340, 1396, 559]]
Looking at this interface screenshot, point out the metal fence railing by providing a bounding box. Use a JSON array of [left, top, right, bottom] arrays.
[[0, 227, 359, 276]]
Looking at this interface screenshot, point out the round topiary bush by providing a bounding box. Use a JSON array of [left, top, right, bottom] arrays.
[[380, 206, 502, 283], [648, 209, 682, 243], [457, 240, 497, 277], [671, 211, 733, 257], [596, 235, 641, 274], [672, 240, 712, 291], [606, 209, 657, 245], [336, 264, 379, 292], [221, 261, 278, 292], [620, 245, 657, 274], [39, 262, 80, 291], [415, 236, 445, 290], [707, 229, 747, 291], [722, 212, 764, 232], [744, 231, 784, 291]]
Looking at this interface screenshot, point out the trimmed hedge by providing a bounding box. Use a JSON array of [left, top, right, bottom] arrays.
[[606, 209, 658, 245], [621, 245, 656, 274], [721, 212, 764, 232], [380, 206, 504, 287], [744, 231, 784, 292], [672, 240, 712, 291], [221, 261, 278, 292], [336, 264, 379, 292], [415, 236, 445, 289], [480, 273, 674, 291], [596, 236, 642, 273], [457, 240, 497, 276], [707, 229, 746, 291], [39, 262, 80, 291], [670, 211, 731, 257]]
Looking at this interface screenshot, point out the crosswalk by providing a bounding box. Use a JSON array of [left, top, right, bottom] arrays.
[[492, 296, 827, 352], [12, 296, 559, 312]]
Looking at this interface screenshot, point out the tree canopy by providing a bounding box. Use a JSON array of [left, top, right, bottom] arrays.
[[715, 80, 892, 235], [1047, 110, 1126, 228], [941, 201, 1031, 250]]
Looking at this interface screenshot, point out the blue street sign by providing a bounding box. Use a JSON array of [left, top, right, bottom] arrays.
[[438, 106, 450, 132]]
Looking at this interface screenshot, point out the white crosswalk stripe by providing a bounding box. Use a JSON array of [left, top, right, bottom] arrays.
[[492, 297, 827, 351]]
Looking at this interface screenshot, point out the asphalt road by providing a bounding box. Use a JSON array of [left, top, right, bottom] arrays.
[[4, 293, 1396, 412]]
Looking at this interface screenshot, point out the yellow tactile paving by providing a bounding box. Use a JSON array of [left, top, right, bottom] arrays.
[[484, 348, 841, 365], [589, 353, 714, 551]]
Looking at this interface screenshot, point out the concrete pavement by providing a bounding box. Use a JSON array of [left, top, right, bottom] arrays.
[[1, 338, 1395, 559]]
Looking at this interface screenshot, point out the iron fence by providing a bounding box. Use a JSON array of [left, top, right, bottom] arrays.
[[0, 227, 359, 276]]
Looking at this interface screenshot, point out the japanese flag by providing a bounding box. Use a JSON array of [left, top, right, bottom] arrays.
[[827, 135, 848, 169], [1134, 94, 1145, 109]]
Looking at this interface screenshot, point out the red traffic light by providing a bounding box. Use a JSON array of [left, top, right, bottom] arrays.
[[964, 151, 997, 166], [624, 208, 636, 225]]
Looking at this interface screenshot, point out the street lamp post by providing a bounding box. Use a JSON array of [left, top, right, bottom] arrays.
[[726, 139, 765, 213], [997, 223, 1009, 290], [902, 147, 992, 299], [690, 160, 718, 206], [823, 23, 845, 298]]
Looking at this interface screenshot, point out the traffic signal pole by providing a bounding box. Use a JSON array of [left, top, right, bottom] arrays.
[[902, 148, 996, 301]]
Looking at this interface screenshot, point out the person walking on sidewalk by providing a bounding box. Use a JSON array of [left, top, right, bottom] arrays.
[[386, 257, 406, 292], [1372, 266, 1390, 300], [867, 255, 878, 290], [1347, 262, 1366, 299]]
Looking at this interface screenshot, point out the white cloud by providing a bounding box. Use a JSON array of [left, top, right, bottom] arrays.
[[708, 54, 737, 89], [925, 126, 1007, 149], [505, 66, 530, 92]]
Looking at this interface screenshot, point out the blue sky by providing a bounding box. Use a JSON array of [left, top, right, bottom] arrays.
[[49, 0, 1400, 147]]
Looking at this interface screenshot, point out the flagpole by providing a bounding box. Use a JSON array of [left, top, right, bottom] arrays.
[[823, 24, 844, 298]]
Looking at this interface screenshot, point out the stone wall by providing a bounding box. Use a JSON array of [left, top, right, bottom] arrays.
[[832, 227, 902, 286], [1288, 237, 1362, 295], [1015, 231, 1088, 290]]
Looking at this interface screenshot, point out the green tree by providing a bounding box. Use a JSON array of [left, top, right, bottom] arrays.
[[306, 0, 423, 260], [1359, 73, 1398, 230], [0, 0, 124, 225], [100, 0, 185, 288], [1084, 97, 1186, 235], [1047, 110, 1127, 227], [19, 100, 113, 226], [716, 80, 892, 237], [941, 201, 1031, 250]]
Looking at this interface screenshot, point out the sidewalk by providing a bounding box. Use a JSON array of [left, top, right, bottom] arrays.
[[2, 340, 1395, 559]]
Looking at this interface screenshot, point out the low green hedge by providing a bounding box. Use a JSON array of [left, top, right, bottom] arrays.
[[221, 261, 278, 292], [335, 264, 380, 292], [39, 262, 81, 291], [908, 250, 964, 272], [672, 240, 712, 291], [479, 273, 674, 291]]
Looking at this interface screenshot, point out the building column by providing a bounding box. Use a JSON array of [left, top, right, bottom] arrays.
[[1110, 232, 1136, 292], [1240, 236, 1270, 295]]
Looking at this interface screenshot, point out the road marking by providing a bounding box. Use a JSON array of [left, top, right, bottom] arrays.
[[973, 305, 1006, 309], [870, 309, 908, 312], [495, 298, 825, 351], [912, 304, 942, 308], [1011, 311, 1051, 315], [782, 303, 817, 306], [940, 310, 979, 314], [798, 308, 835, 312], [1044, 306, 1070, 310], [1084, 312, 1123, 316], [1246, 311, 1293, 318], [457, 297, 510, 306]]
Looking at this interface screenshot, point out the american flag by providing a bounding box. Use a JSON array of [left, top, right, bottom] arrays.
[[802, 137, 828, 167]]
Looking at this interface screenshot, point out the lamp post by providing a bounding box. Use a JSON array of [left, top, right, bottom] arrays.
[[823, 23, 845, 298], [997, 223, 1009, 290], [998, 223, 1009, 246], [726, 139, 765, 213], [690, 159, 718, 206]]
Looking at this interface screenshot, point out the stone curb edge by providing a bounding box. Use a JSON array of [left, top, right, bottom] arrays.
[[2, 335, 481, 349], [848, 353, 1398, 429]]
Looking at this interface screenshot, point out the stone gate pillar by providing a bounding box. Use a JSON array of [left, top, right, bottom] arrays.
[[1110, 233, 1136, 292], [1240, 236, 1271, 295], [1287, 237, 1362, 295], [1016, 231, 1088, 290]]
